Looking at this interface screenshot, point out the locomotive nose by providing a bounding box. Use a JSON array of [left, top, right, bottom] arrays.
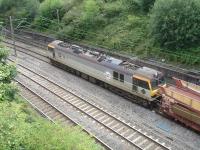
[[151, 89, 158, 97]]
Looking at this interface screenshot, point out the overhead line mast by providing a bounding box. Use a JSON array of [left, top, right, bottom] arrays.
[[9, 16, 17, 56]]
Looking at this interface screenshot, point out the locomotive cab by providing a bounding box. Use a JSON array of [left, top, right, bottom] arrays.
[[132, 74, 165, 98], [132, 67, 165, 98], [150, 76, 165, 97], [48, 40, 63, 58], [48, 44, 55, 58]]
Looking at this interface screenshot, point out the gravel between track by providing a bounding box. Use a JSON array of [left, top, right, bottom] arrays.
[[9, 46, 200, 150]]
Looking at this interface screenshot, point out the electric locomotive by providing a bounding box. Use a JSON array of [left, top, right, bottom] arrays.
[[48, 40, 165, 107]]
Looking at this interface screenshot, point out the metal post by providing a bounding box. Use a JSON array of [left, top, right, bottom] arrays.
[[9, 16, 17, 56], [0, 23, 2, 37], [56, 9, 60, 29]]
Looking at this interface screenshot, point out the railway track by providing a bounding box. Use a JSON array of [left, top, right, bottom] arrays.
[[3, 30, 47, 49], [17, 81, 112, 150], [3, 40, 49, 63], [9, 57, 171, 150]]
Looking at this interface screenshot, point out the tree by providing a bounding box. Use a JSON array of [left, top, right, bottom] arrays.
[[34, 0, 66, 29], [38, 0, 65, 19], [81, 0, 100, 28], [141, 0, 155, 12], [149, 0, 200, 49], [0, 0, 39, 19]]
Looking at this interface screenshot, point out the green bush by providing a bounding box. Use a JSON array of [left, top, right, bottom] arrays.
[[0, 102, 102, 150], [0, 0, 39, 19], [0, 0, 18, 13], [141, 0, 155, 12], [124, 0, 155, 13], [38, 0, 65, 19], [103, 1, 124, 18], [24, 0, 40, 19], [62, 6, 82, 25], [0, 83, 18, 101], [0, 42, 18, 102], [81, 0, 100, 26], [149, 0, 200, 49], [63, 0, 106, 39], [123, 0, 141, 12], [0, 63, 17, 83], [0, 45, 9, 63], [34, 0, 66, 29]]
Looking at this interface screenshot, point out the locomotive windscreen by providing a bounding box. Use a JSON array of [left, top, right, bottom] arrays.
[[151, 76, 165, 90]]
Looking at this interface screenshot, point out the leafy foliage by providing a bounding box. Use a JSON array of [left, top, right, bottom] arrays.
[[0, 0, 20, 13], [83, 0, 100, 21], [0, 102, 102, 150], [149, 0, 200, 49], [0, 43, 17, 102], [0, 45, 9, 63], [0, 63, 17, 83], [103, 1, 124, 18], [34, 0, 66, 29], [0, 83, 18, 102], [0, 44, 16, 83], [141, 0, 155, 12], [38, 0, 65, 19], [124, 0, 155, 13], [79, 0, 103, 30], [0, 0, 39, 19]]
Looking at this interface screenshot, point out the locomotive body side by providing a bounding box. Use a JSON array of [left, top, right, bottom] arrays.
[[52, 46, 151, 101], [48, 40, 165, 106]]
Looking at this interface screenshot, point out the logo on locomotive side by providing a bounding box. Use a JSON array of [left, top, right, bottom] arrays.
[[105, 72, 111, 80]]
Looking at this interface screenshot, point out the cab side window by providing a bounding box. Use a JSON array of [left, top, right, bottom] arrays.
[[113, 71, 119, 80], [120, 74, 124, 82], [138, 80, 150, 90], [113, 71, 124, 83], [132, 77, 150, 90]]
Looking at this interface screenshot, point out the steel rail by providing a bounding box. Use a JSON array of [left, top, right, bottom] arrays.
[[3, 40, 49, 63]]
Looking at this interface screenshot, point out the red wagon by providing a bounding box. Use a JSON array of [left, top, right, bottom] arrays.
[[159, 78, 200, 132]]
